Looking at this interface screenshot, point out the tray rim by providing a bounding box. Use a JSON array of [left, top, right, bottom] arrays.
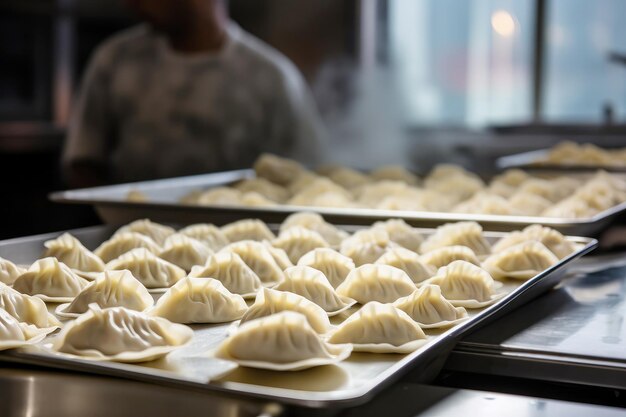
[[496, 148, 626, 172]]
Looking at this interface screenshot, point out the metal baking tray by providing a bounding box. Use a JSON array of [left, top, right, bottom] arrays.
[[0, 224, 597, 409], [49, 170, 626, 236], [496, 149, 626, 172]]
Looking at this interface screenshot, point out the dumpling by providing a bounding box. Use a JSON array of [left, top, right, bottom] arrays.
[[218, 241, 284, 284], [483, 241, 559, 280], [106, 248, 185, 290], [271, 226, 330, 264], [336, 264, 416, 304], [239, 287, 332, 334], [56, 270, 153, 318], [233, 178, 289, 203], [253, 153, 306, 186], [297, 248, 355, 288], [327, 302, 427, 353], [189, 252, 262, 298], [0, 308, 56, 351], [491, 225, 576, 259], [274, 266, 357, 315], [261, 241, 293, 270], [240, 192, 277, 207], [287, 178, 352, 206], [279, 212, 349, 246], [0, 285, 60, 328], [0, 257, 25, 285], [372, 219, 423, 252], [324, 167, 371, 189], [178, 223, 229, 251], [52, 305, 193, 362], [516, 179, 563, 203], [158, 234, 213, 272], [113, 219, 175, 246], [542, 197, 592, 218], [423, 261, 503, 308], [221, 219, 275, 242], [215, 311, 352, 371], [355, 181, 412, 206], [149, 277, 247, 324], [393, 285, 468, 328], [509, 192, 552, 216], [13, 258, 89, 302], [369, 165, 419, 185], [375, 247, 435, 283], [452, 193, 514, 216], [420, 246, 481, 269], [43, 233, 105, 273], [95, 232, 161, 263], [420, 222, 491, 257], [340, 228, 395, 266], [196, 187, 242, 206]]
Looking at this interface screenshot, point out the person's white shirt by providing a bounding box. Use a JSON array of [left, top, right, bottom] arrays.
[[64, 23, 326, 182]]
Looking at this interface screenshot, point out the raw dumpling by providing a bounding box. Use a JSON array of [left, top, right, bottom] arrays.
[[356, 181, 412, 206], [369, 165, 419, 185], [253, 153, 306, 185], [325, 167, 371, 189], [95, 232, 161, 263], [262, 241, 294, 270], [372, 219, 423, 252], [271, 226, 330, 263], [420, 222, 491, 257], [340, 228, 395, 266], [56, 270, 153, 318], [297, 248, 355, 288], [158, 234, 213, 272], [240, 191, 278, 207], [43, 233, 105, 273], [218, 241, 284, 284], [190, 252, 262, 298], [328, 302, 427, 353], [279, 212, 349, 246], [215, 311, 352, 371], [0, 308, 56, 350], [0, 284, 60, 328], [483, 241, 559, 280], [221, 219, 275, 242], [178, 224, 229, 251], [420, 246, 481, 269], [274, 266, 356, 315], [195, 187, 242, 206], [0, 257, 25, 285], [239, 287, 332, 334], [491, 225, 576, 259], [52, 305, 193, 362], [516, 179, 563, 203], [452, 193, 514, 215], [106, 248, 185, 290], [336, 264, 416, 304], [393, 285, 468, 328], [509, 192, 552, 216], [375, 247, 435, 283], [113, 219, 175, 246], [424, 260, 503, 308], [233, 178, 289, 203], [287, 178, 352, 206], [13, 258, 89, 302], [149, 277, 247, 324]]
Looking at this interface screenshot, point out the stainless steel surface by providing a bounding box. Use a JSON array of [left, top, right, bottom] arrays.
[[496, 149, 626, 172], [50, 169, 626, 236], [446, 252, 626, 389], [0, 225, 596, 408]]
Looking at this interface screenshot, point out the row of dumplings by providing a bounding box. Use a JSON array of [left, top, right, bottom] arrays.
[[171, 154, 626, 219], [538, 141, 626, 168]]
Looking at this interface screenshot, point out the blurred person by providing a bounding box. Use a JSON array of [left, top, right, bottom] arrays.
[[63, 0, 325, 187]]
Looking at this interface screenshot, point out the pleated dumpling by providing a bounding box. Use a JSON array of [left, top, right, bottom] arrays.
[[52, 305, 193, 362], [113, 219, 175, 246], [253, 153, 306, 186], [271, 226, 330, 263], [0, 284, 60, 328], [233, 177, 290, 203], [420, 245, 481, 269], [424, 261, 504, 308], [483, 241, 559, 280], [149, 277, 247, 324], [274, 266, 356, 315], [509, 192, 552, 216], [189, 252, 262, 298], [106, 248, 185, 290], [375, 247, 436, 283], [491, 225, 576, 259], [262, 241, 293, 270], [328, 302, 428, 353], [56, 270, 153, 318], [0, 308, 57, 351], [372, 219, 423, 252], [420, 222, 491, 257], [178, 224, 229, 251], [340, 228, 395, 266], [218, 241, 284, 284], [221, 219, 275, 242], [43, 233, 105, 273], [158, 234, 213, 272], [13, 258, 89, 302], [393, 285, 468, 328], [0, 257, 25, 285], [215, 311, 352, 371], [336, 264, 416, 304], [240, 287, 332, 334], [297, 248, 355, 288], [95, 232, 161, 263], [325, 167, 371, 189], [370, 165, 420, 185], [279, 212, 349, 247]]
